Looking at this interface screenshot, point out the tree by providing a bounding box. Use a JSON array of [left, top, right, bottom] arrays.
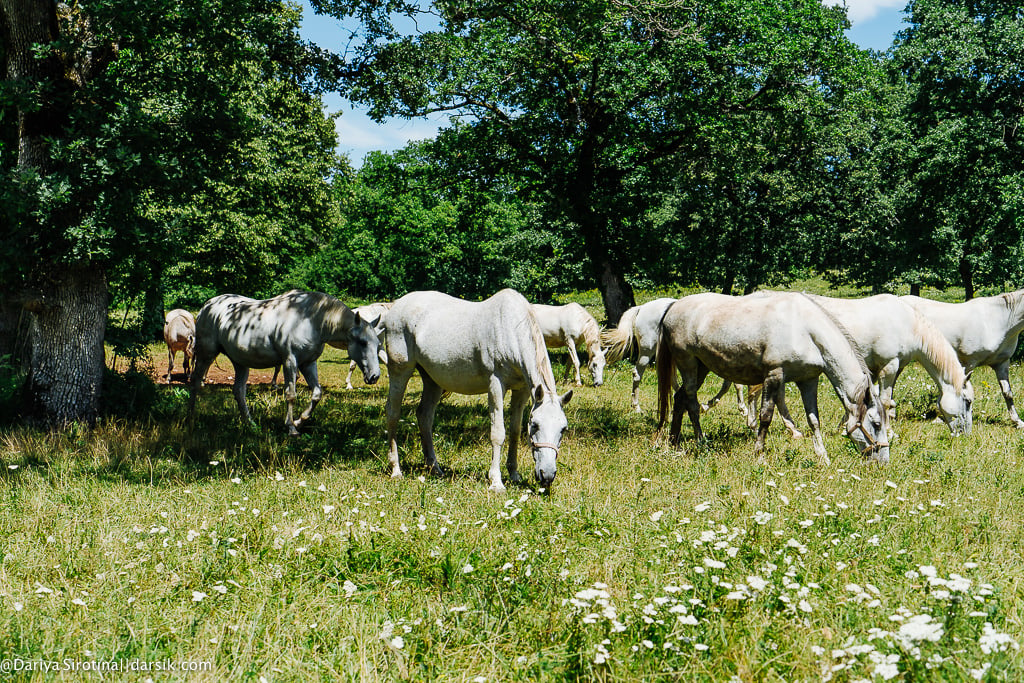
[[890, 0, 1024, 298], [314, 0, 860, 321], [1, 0, 341, 425]]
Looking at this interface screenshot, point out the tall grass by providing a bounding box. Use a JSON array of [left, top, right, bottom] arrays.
[[1, 309, 1023, 681]]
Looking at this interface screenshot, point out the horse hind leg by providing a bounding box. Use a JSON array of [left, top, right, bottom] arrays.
[[166, 348, 175, 382], [994, 361, 1024, 429], [230, 362, 255, 428]]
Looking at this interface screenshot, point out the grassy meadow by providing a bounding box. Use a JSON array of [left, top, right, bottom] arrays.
[[2, 288, 1024, 681]]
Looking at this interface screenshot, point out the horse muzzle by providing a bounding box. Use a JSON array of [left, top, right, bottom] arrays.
[[363, 369, 381, 385], [532, 441, 559, 487]]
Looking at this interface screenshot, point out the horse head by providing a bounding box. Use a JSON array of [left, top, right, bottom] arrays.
[[529, 384, 572, 487], [847, 383, 890, 465], [937, 374, 974, 436], [588, 346, 606, 386], [349, 312, 382, 385]]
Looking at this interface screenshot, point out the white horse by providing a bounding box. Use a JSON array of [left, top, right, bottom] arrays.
[[601, 298, 676, 411], [657, 292, 890, 465], [724, 293, 974, 438], [163, 309, 196, 382], [188, 290, 382, 435], [903, 290, 1024, 428], [384, 289, 572, 491], [530, 302, 606, 386]]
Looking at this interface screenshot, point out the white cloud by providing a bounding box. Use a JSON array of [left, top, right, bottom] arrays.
[[824, 0, 905, 24]]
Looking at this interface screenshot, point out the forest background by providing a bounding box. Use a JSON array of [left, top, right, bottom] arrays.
[[1, 0, 1022, 425]]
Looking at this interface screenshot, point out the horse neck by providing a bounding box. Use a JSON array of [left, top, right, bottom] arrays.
[[317, 299, 355, 343], [910, 311, 966, 395], [804, 301, 871, 412]]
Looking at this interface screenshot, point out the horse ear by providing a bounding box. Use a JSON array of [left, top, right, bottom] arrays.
[[560, 389, 573, 407], [533, 384, 545, 404], [367, 313, 384, 334]]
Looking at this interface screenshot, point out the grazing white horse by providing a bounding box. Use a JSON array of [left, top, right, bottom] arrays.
[[903, 290, 1024, 428], [384, 289, 572, 491], [724, 293, 974, 438], [188, 290, 382, 435], [601, 298, 677, 411], [163, 309, 196, 382], [531, 302, 606, 386], [657, 292, 890, 465]]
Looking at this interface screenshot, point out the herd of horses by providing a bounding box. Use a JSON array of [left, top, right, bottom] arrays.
[[165, 286, 1024, 489]]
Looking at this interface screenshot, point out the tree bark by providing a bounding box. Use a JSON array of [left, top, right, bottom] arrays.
[[596, 258, 635, 325], [23, 265, 108, 426]]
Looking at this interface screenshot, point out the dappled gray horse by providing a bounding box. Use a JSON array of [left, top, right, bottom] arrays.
[[384, 289, 572, 490], [188, 290, 381, 435]]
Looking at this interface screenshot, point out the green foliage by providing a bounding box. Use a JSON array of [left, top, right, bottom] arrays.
[[288, 141, 582, 301]]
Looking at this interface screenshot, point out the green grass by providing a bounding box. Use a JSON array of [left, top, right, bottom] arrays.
[[2, 304, 1024, 681]]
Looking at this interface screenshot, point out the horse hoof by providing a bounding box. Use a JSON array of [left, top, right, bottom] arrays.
[[488, 483, 507, 492]]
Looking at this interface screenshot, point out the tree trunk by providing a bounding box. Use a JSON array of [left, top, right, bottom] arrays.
[[596, 258, 635, 325], [23, 265, 108, 426], [909, 283, 921, 297], [5, 0, 109, 425], [143, 279, 166, 342], [959, 257, 974, 301]]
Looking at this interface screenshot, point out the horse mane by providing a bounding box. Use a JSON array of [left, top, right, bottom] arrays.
[[601, 305, 640, 363], [525, 306, 558, 394], [910, 306, 967, 386], [579, 310, 603, 352]]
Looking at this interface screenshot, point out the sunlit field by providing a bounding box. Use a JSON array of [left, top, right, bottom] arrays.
[[2, 290, 1024, 681]]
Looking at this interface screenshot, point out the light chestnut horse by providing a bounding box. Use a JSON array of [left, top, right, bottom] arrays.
[[601, 298, 677, 410], [188, 290, 382, 435], [163, 309, 196, 382], [384, 289, 572, 491], [657, 292, 890, 465], [903, 290, 1024, 428], [531, 302, 606, 386]]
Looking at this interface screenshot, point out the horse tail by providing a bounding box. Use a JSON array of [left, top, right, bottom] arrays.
[[601, 305, 640, 363], [186, 333, 196, 357], [656, 319, 675, 429]]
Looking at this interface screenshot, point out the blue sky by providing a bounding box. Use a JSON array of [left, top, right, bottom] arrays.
[[299, 2, 909, 166]]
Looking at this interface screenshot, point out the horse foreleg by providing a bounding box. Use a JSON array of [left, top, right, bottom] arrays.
[[561, 336, 581, 386], [632, 357, 649, 412], [345, 360, 356, 390], [279, 361, 299, 435], [416, 374, 445, 478], [507, 388, 530, 486], [796, 379, 830, 465], [295, 361, 322, 428], [166, 348, 175, 382], [385, 368, 414, 479], [993, 361, 1024, 429], [230, 362, 255, 428], [186, 353, 214, 423], [487, 376, 508, 491]]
